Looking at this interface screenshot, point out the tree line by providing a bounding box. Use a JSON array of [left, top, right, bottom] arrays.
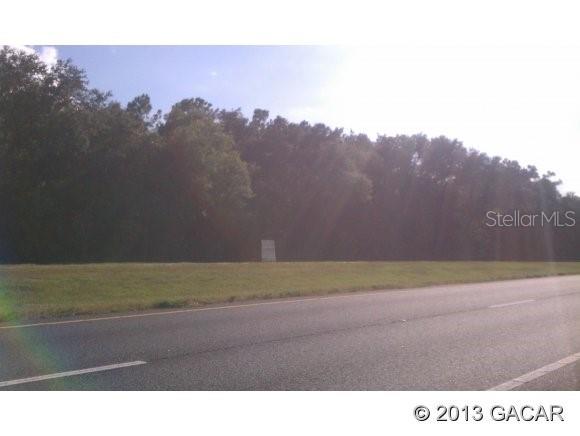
[[1, 46, 579, 263]]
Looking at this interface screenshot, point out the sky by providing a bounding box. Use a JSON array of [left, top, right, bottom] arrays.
[[27, 45, 580, 194]]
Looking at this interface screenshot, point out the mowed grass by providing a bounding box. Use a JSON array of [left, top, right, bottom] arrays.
[[1, 261, 580, 323]]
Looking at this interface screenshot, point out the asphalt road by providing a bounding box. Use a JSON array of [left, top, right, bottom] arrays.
[[2, 275, 580, 390]]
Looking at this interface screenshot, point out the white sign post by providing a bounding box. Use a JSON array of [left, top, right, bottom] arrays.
[[261, 240, 276, 262]]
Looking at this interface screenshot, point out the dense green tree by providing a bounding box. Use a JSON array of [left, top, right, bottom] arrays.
[[1, 46, 579, 263]]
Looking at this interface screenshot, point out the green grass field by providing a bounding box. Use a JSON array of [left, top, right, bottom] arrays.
[[1, 261, 580, 323]]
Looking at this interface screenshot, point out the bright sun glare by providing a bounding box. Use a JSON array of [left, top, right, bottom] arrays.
[[293, 45, 580, 194]]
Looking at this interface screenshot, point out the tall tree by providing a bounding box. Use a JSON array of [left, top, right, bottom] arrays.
[[1, 46, 579, 263]]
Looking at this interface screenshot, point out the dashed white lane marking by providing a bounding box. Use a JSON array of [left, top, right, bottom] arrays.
[[0, 361, 147, 388], [488, 299, 535, 309], [488, 352, 580, 390]]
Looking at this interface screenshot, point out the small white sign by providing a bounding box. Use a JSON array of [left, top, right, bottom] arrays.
[[261, 240, 276, 262]]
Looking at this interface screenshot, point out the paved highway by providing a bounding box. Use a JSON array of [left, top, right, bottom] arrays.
[[2, 275, 580, 390]]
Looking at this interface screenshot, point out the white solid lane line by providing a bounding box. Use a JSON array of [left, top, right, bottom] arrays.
[[0, 290, 411, 330], [0, 281, 571, 331], [488, 351, 580, 390], [0, 361, 147, 388], [488, 299, 535, 309]]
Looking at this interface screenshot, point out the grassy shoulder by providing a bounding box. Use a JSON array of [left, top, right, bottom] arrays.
[[1, 261, 580, 323]]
